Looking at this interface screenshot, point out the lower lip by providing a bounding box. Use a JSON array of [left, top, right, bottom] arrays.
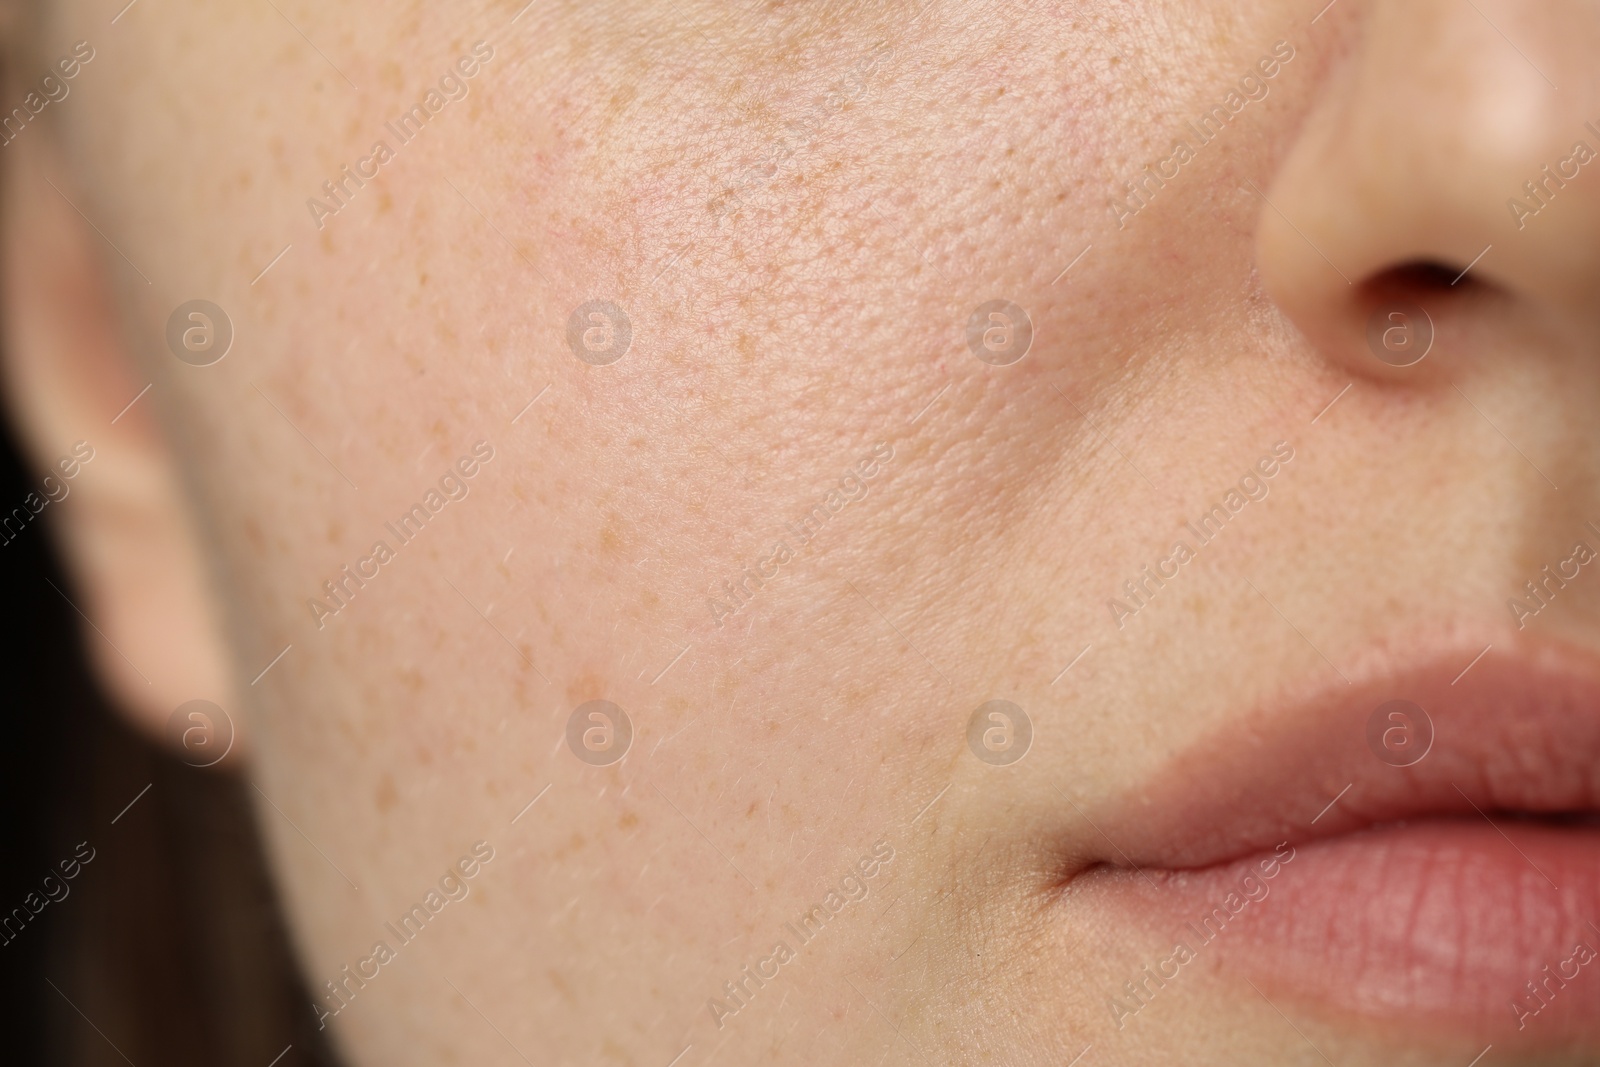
[[1079, 820, 1600, 1046]]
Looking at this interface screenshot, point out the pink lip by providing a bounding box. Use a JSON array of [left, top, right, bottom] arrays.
[[1072, 637, 1600, 1049]]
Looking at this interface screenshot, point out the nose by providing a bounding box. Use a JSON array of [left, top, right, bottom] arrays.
[[1256, 0, 1600, 379]]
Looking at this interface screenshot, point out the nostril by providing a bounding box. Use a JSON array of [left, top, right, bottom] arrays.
[[1355, 262, 1455, 368], [1359, 259, 1487, 303], [1353, 259, 1496, 369]]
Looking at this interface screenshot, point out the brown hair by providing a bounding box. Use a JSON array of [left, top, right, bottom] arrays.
[[0, 406, 340, 1065]]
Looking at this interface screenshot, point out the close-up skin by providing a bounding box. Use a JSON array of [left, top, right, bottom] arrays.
[[2, 0, 1600, 1064]]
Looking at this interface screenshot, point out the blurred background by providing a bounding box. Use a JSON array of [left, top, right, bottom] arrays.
[[0, 418, 340, 1066]]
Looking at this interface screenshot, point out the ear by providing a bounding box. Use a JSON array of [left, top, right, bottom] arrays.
[[0, 131, 241, 766]]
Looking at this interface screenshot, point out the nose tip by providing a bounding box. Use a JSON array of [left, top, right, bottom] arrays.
[[1255, 0, 1600, 382]]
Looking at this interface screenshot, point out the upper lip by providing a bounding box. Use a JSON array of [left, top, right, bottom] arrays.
[[1084, 635, 1600, 872]]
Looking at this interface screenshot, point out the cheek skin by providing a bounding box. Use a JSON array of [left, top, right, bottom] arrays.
[[48, 0, 1498, 1064]]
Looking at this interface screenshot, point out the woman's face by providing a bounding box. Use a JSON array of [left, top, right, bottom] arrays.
[[8, 0, 1600, 1063]]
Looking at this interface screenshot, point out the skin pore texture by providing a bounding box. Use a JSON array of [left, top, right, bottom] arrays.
[[4, 0, 1600, 1064]]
